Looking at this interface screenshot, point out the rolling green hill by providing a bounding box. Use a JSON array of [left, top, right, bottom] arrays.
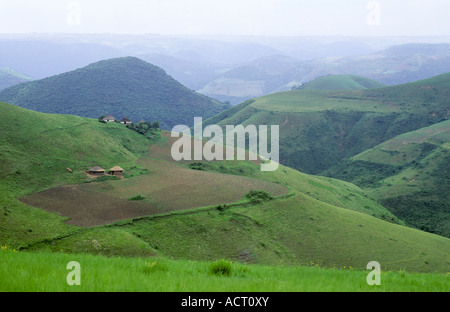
[[1, 102, 449, 277], [325, 120, 450, 238], [0, 67, 33, 91], [204, 73, 450, 238], [0, 101, 157, 249], [205, 73, 450, 175], [0, 57, 230, 130], [296, 75, 387, 90]]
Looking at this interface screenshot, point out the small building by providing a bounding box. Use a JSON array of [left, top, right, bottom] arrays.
[[103, 115, 116, 122], [120, 117, 133, 125], [89, 166, 106, 176], [109, 166, 124, 176]]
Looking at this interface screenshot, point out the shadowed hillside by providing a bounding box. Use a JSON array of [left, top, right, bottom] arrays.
[[0, 57, 230, 130]]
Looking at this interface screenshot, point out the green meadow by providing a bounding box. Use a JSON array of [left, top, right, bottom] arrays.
[[1, 249, 448, 292]]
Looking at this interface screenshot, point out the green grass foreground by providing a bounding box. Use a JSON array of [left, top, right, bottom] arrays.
[[0, 249, 448, 292]]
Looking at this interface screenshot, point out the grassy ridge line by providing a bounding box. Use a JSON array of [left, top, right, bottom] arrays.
[[103, 186, 296, 228], [1, 249, 448, 292], [298, 75, 387, 91], [196, 160, 401, 222]]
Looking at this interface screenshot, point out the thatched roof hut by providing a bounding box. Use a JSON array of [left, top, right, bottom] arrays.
[[89, 166, 106, 175], [120, 117, 133, 125], [103, 115, 116, 122], [109, 166, 124, 175]]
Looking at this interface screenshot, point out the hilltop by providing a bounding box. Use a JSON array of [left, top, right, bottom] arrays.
[[0, 57, 230, 130], [1, 103, 449, 275], [296, 75, 387, 90]]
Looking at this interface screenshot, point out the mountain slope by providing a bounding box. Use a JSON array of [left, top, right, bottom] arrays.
[[0, 57, 230, 130], [325, 120, 450, 237], [1, 103, 449, 273], [297, 75, 387, 90], [204, 73, 450, 237], [205, 73, 450, 175], [0, 68, 34, 91]]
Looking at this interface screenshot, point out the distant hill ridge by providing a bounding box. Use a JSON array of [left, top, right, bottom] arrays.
[[0, 67, 34, 91], [0, 57, 230, 130], [296, 75, 387, 90]]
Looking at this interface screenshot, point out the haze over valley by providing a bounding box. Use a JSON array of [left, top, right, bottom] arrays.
[[1, 0, 449, 294]]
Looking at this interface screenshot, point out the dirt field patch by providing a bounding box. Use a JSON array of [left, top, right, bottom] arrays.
[[20, 184, 160, 227], [21, 134, 288, 227]]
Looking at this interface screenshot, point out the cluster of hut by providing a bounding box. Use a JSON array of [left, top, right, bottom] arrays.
[[103, 115, 133, 124], [88, 166, 125, 176], [86, 115, 131, 177], [87, 115, 132, 177]]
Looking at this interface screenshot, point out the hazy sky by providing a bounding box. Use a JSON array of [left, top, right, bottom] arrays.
[[0, 0, 449, 36]]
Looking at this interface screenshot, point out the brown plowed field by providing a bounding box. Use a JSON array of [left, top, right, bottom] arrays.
[[21, 133, 288, 227]]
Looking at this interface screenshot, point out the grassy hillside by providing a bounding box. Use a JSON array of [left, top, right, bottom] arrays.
[[325, 120, 450, 238], [296, 75, 387, 90], [0, 57, 230, 130], [0, 67, 33, 91], [0, 101, 157, 248], [1, 103, 449, 289], [205, 73, 450, 175], [105, 156, 450, 274], [203, 73, 450, 237]]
